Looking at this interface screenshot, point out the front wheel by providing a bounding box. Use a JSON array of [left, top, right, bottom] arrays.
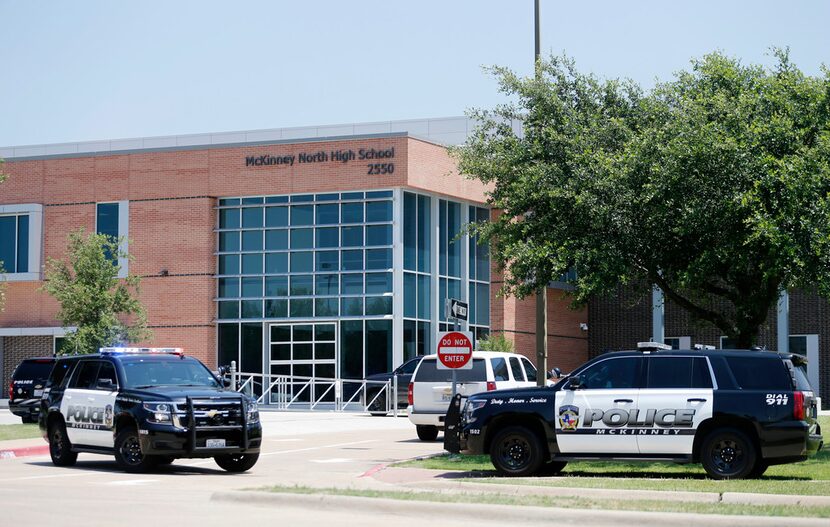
[[215, 453, 260, 472], [489, 426, 545, 477], [114, 427, 156, 473], [700, 427, 757, 480], [48, 420, 77, 467], [416, 425, 439, 441]]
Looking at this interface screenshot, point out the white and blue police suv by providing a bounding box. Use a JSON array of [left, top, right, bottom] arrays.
[[39, 348, 261, 473], [445, 343, 823, 479]]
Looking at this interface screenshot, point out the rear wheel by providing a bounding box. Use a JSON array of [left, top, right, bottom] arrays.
[[367, 392, 388, 416], [114, 427, 156, 473], [700, 427, 757, 480], [214, 453, 259, 472], [416, 425, 439, 441], [48, 420, 77, 467], [747, 460, 769, 478], [489, 426, 545, 477]]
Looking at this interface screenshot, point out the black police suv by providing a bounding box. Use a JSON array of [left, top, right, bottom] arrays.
[[39, 348, 262, 473], [445, 345, 823, 479], [9, 357, 55, 423]]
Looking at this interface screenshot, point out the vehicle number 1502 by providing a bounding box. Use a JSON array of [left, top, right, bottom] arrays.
[[367, 163, 394, 175]]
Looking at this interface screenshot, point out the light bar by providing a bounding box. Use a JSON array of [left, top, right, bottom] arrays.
[[636, 342, 672, 351], [99, 347, 183, 356]]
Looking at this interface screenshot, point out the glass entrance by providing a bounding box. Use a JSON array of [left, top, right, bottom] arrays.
[[268, 322, 337, 405]]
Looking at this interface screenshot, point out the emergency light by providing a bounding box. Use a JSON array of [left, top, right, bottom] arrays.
[[99, 347, 183, 356]]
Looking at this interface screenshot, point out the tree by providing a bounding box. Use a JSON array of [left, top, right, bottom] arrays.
[[42, 229, 151, 355], [475, 333, 515, 353], [456, 51, 830, 348]]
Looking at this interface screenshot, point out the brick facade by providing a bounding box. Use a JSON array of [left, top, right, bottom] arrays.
[[1, 133, 585, 389]]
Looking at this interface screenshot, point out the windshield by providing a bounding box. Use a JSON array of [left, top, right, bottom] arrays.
[[121, 357, 221, 389]]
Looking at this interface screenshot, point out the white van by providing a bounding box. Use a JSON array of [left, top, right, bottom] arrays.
[[406, 351, 539, 440]]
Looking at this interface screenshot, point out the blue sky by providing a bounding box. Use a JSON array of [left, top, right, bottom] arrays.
[[1, 1, 828, 146]]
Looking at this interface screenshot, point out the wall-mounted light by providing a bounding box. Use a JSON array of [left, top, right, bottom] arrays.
[[579, 323, 588, 331]]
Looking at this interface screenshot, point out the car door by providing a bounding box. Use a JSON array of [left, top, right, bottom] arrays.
[[554, 356, 643, 454], [60, 360, 119, 447], [636, 355, 714, 455]]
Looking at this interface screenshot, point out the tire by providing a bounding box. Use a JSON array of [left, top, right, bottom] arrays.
[[114, 427, 156, 473], [368, 392, 388, 416], [48, 420, 78, 467], [214, 453, 260, 472], [700, 427, 757, 480], [416, 425, 439, 441], [540, 460, 568, 476], [489, 426, 545, 477]]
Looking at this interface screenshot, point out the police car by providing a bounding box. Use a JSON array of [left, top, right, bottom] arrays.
[[445, 343, 824, 479], [38, 348, 262, 473]]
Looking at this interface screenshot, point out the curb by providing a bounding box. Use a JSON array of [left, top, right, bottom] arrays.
[[0, 445, 49, 460], [211, 491, 829, 527]]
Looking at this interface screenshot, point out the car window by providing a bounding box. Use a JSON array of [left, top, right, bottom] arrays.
[[48, 360, 74, 388], [13, 360, 54, 380], [121, 358, 221, 389], [521, 358, 538, 382], [580, 357, 641, 389], [508, 357, 525, 381], [399, 358, 420, 375], [70, 361, 101, 390], [491, 358, 509, 381], [94, 362, 118, 390], [646, 357, 712, 389], [412, 358, 487, 382], [791, 363, 813, 391], [726, 356, 791, 390]]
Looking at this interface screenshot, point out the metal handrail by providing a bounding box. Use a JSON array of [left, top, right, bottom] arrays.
[[225, 365, 399, 414]]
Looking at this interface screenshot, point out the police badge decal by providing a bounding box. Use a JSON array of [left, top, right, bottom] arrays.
[[558, 405, 579, 431]]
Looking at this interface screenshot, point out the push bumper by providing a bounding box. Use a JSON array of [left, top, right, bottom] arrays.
[[138, 422, 262, 458]]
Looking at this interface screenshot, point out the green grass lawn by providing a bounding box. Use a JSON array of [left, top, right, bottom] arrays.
[[0, 423, 42, 441], [402, 416, 830, 496], [259, 484, 830, 518]]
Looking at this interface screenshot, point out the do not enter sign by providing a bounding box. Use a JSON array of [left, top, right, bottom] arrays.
[[436, 331, 473, 370]]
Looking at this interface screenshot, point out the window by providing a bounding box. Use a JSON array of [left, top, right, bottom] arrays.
[[491, 358, 509, 381], [96, 202, 129, 276], [646, 357, 712, 389], [508, 357, 525, 381], [70, 361, 101, 390], [521, 358, 538, 383], [579, 357, 642, 389], [95, 362, 118, 389], [725, 356, 791, 390], [0, 203, 43, 278]]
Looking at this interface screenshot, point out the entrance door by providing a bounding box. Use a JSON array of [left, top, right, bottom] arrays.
[[268, 323, 337, 405]]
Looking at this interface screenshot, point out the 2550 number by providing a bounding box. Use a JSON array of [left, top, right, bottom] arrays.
[[367, 163, 394, 175]]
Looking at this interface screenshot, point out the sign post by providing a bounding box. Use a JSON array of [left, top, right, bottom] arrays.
[[436, 330, 473, 399]]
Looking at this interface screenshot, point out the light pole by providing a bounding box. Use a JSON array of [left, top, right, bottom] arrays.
[[533, 0, 547, 387]]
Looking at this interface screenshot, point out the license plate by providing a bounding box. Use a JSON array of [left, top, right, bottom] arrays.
[[33, 389, 43, 397], [441, 393, 452, 402], [205, 439, 226, 448]]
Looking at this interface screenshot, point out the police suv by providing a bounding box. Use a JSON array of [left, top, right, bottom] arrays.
[[39, 348, 262, 473], [445, 344, 823, 479]]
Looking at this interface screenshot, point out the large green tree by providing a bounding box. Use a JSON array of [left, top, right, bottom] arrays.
[[457, 51, 830, 347], [42, 229, 151, 355]]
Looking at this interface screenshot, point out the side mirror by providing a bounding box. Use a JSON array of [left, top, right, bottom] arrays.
[[567, 375, 585, 390], [97, 378, 116, 391]]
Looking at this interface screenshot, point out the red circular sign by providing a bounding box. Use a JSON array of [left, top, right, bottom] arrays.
[[437, 331, 473, 369]]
